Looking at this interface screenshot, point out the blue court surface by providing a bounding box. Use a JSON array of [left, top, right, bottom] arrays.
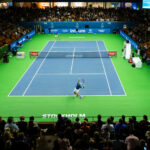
[[9, 41, 126, 96]]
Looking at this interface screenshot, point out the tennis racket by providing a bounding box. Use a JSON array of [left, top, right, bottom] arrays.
[[81, 79, 85, 88], [81, 79, 85, 83]]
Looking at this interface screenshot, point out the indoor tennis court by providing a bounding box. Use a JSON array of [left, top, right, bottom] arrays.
[[9, 40, 125, 96]]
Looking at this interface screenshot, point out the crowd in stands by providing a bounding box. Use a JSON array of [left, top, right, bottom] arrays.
[[0, 114, 150, 150], [0, 22, 31, 47], [123, 23, 150, 44], [0, 6, 149, 23], [123, 23, 150, 59], [0, 6, 150, 50]]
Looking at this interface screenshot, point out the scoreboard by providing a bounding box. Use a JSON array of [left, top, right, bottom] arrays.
[[143, 0, 150, 9]]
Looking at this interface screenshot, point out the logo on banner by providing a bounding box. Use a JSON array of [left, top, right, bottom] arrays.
[[101, 23, 104, 28], [62, 29, 68, 33], [42, 113, 86, 118], [88, 29, 93, 33], [51, 29, 58, 33], [51, 23, 54, 29], [19, 37, 26, 44], [76, 23, 79, 29], [78, 29, 86, 33], [98, 29, 104, 33], [70, 29, 76, 33], [17, 52, 25, 58]]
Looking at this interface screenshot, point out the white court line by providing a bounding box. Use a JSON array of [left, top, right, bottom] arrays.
[[45, 51, 99, 52], [9, 94, 127, 97], [53, 40, 98, 42], [22, 41, 56, 96], [102, 41, 127, 96], [53, 47, 99, 49], [96, 41, 112, 95], [8, 41, 50, 97], [70, 48, 75, 74], [37, 73, 105, 76], [69, 37, 85, 38]]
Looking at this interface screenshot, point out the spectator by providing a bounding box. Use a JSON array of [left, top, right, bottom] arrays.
[[121, 115, 127, 125], [5, 117, 19, 132], [81, 120, 90, 133], [11, 132, 30, 150], [145, 129, 150, 149], [17, 41, 22, 48], [2, 128, 14, 150], [137, 139, 146, 150], [17, 116, 27, 134], [125, 129, 139, 150], [36, 135, 59, 150], [104, 140, 113, 150], [109, 116, 115, 125], [27, 116, 40, 149], [74, 117, 81, 128], [0, 116, 6, 135], [56, 114, 65, 132], [96, 114, 104, 129], [115, 119, 127, 139], [58, 137, 72, 150], [101, 127, 111, 140], [112, 136, 126, 150], [27, 116, 39, 136], [101, 118, 115, 133], [26, 35, 31, 41]]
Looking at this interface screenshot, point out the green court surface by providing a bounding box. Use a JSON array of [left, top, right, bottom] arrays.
[[0, 33, 150, 122]]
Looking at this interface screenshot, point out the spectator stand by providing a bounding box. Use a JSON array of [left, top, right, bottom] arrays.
[[0, 114, 150, 150], [10, 30, 36, 52]]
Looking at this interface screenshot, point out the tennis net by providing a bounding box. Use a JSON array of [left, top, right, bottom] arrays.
[[30, 51, 117, 58]]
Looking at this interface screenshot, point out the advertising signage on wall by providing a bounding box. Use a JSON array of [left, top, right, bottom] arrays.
[[13, 0, 142, 2], [143, 0, 150, 9]]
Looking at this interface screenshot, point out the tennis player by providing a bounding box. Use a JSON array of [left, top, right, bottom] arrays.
[[73, 79, 84, 99], [55, 32, 58, 38]]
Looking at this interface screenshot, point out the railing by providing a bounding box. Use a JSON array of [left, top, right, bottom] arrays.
[[1, 115, 148, 122]]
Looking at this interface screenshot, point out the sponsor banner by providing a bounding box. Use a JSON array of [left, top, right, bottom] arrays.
[[17, 52, 25, 58], [120, 30, 138, 50], [18, 22, 137, 32], [10, 41, 17, 50], [45, 28, 111, 34], [27, 30, 36, 38], [62, 29, 69, 33], [42, 113, 86, 119], [97, 29, 110, 33], [10, 30, 36, 51], [30, 51, 39, 57], [51, 29, 59, 33], [18, 35, 26, 44], [108, 51, 117, 56]]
